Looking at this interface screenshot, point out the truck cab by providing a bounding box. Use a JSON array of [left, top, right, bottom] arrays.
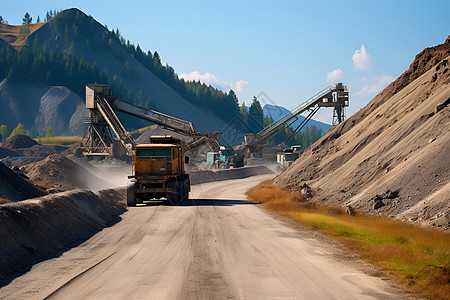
[[127, 136, 190, 206], [207, 146, 239, 169]]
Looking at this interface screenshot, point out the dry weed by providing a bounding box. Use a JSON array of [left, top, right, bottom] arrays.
[[246, 181, 450, 299]]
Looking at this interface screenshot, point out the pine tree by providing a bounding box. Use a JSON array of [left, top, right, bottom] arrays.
[[240, 102, 248, 121], [0, 16, 7, 24], [22, 12, 32, 25], [37, 15, 40, 23], [248, 96, 264, 133]]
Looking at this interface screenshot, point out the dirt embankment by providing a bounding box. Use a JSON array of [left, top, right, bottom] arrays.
[[0, 188, 126, 285], [274, 36, 450, 230]]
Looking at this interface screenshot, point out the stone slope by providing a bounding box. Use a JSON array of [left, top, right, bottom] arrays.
[[0, 78, 87, 137]]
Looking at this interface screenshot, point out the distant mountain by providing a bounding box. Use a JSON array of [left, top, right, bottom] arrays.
[[263, 104, 332, 133]]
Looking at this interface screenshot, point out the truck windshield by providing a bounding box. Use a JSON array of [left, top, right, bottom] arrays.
[[137, 148, 172, 158]]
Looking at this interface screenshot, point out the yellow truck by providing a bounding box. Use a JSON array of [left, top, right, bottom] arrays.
[[127, 136, 190, 206]]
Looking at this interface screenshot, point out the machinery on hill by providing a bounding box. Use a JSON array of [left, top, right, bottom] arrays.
[[243, 83, 349, 163], [127, 136, 190, 206], [79, 84, 220, 159], [207, 146, 244, 169]]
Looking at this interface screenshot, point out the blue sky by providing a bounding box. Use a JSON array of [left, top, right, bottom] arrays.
[[2, 0, 449, 124]]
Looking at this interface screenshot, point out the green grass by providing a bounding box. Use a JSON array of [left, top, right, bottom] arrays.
[[247, 181, 450, 299], [35, 136, 82, 146]]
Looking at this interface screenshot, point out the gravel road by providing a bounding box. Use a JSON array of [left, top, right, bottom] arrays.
[[0, 175, 408, 299]]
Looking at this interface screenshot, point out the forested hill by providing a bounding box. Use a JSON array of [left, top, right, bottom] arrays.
[[0, 8, 240, 138]]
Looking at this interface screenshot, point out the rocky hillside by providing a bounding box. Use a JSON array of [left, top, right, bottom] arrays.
[[274, 36, 450, 231], [0, 78, 87, 137]]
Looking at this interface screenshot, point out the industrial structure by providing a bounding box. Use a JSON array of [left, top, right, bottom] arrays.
[[80, 84, 220, 158], [243, 83, 349, 161]]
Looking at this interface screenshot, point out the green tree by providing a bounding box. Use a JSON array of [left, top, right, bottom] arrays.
[[22, 12, 32, 25], [263, 115, 274, 128], [240, 102, 248, 122], [36, 15, 41, 23], [302, 126, 310, 149], [45, 11, 52, 22], [0, 16, 7, 24], [248, 96, 264, 133], [9, 123, 26, 138], [0, 125, 8, 142], [46, 127, 55, 137]]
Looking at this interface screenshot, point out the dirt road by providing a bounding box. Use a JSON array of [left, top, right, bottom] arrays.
[[0, 175, 407, 299]]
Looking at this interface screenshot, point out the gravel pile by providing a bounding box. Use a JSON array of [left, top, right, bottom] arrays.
[[23, 154, 109, 191], [0, 161, 47, 203], [1, 135, 38, 149]]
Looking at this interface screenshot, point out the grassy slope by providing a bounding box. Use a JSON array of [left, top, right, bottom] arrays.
[[0, 23, 46, 49], [247, 181, 450, 299]]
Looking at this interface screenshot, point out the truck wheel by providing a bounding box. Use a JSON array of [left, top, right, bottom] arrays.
[[127, 185, 136, 207], [167, 180, 180, 206]]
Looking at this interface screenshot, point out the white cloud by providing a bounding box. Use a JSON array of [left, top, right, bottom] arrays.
[[179, 71, 248, 93], [352, 45, 372, 71], [327, 68, 343, 83], [355, 75, 394, 95], [235, 80, 249, 93]]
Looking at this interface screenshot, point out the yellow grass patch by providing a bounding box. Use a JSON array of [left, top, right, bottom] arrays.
[[0, 197, 11, 204], [0, 23, 46, 49], [35, 136, 82, 146], [247, 181, 450, 299]]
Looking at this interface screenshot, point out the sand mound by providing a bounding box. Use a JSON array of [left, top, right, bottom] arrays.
[[1, 135, 38, 149], [274, 36, 450, 231], [23, 154, 110, 191], [0, 161, 47, 203], [0, 188, 126, 284]]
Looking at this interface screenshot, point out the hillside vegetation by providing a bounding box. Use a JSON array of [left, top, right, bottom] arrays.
[[0, 9, 240, 140]]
